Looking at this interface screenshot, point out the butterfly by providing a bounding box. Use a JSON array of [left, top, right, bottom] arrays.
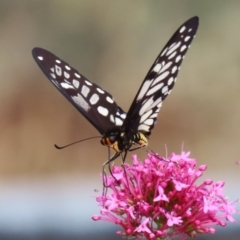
[[32, 16, 199, 169]]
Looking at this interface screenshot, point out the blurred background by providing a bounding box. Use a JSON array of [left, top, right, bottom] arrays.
[[0, 1, 240, 239]]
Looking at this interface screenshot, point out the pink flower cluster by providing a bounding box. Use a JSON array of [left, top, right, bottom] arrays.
[[92, 152, 237, 240]]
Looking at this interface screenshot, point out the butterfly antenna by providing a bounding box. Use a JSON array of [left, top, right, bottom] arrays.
[[54, 136, 101, 149]]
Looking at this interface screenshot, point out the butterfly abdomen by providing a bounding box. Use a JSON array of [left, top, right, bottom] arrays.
[[134, 132, 148, 148]]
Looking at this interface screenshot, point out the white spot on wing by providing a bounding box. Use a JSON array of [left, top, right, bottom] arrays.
[[50, 73, 56, 79], [56, 59, 61, 64], [61, 82, 74, 89], [55, 65, 62, 76], [65, 65, 71, 70], [97, 106, 108, 116], [120, 113, 126, 119], [150, 112, 158, 119], [138, 124, 150, 132], [75, 73, 81, 78], [184, 36, 191, 42], [153, 71, 169, 85], [160, 47, 168, 57], [115, 117, 123, 126], [149, 97, 162, 110], [161, 86, 168, 94], [179, 26, 186, 33], [144, 118, 154, 126], [72, 79, 80, 88], [180, 45, 187, 52], [168, 51, 177, 60], [81, 85, 90, 97], [64, 71, 70, 79], [160, 62, 172, 73], [137, 80, 153, 101], [166, 41, 181, 56], [106, 96, 114, 103], [97, 88, 104, 94], [85, 80, 92, 86], [175, 55, 182, 63], [140, 110, 152, 123], [146, 83, 163, 96], [38, 56, 43, 61], [110, 114, 115, 123], [139, 97, 154, 116], [152, 63, 162, 72], [171, 66, 177, 74], [168, 77, 174, 86], [89, 93, 99, 105], [72, 94, 90, 112], [168, 42, 177, 50], [65, 79, 71, 84], [157, 102, 162, 108]]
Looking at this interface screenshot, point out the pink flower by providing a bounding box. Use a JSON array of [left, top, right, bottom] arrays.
[[166, 212, 183, 226], [135, 218, 152, 234], [154, 186, 169, 202], [92, 151, 237, 240]]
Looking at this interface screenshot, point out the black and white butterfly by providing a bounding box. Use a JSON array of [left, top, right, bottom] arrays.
[[32, 17, 199, 168]]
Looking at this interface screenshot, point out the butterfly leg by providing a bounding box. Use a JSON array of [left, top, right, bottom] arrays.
[[120, 150, 132, 188], [102, 150, 121, 196], [128, 146, 145, 152], [102, 150, 121, 185]]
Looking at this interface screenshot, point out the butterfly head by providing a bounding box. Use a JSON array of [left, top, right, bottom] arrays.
[[101, 130, 148, 153], [101, 130, 127, 153]]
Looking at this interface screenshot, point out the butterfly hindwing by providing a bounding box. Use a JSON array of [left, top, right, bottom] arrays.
[[123, 17, 199, 136], [32, 48, 127, 135]]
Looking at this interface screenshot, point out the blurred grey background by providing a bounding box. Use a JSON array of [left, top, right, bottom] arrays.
[[0, 1, 240, 239]]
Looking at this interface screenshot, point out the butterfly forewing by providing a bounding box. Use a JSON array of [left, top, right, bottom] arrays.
[[32, 48, 127, 134], [32, 17, 199, 166], [123, 17, 199, 136]]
